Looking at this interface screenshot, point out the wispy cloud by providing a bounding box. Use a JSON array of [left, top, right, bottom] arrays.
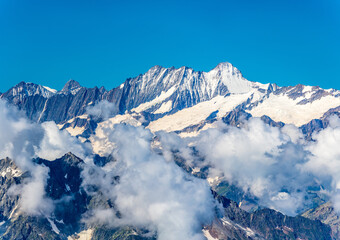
[[0, 99, 86, 216], [83, 124, 215, 240]]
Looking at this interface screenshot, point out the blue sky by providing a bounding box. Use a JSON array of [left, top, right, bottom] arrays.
[[0, 0, 339, 92]]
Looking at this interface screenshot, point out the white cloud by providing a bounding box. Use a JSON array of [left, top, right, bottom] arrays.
[[303, 116, 340, 212], [0, 100, 52, 215], [36, 121, 86, 160], [86, 100, 117, 120], [83, 124, 215, 240], [0, 99, 86, 216], [19, 165, 54, 216], [4, 93, 340, 232], [183, 118, 312, 215]]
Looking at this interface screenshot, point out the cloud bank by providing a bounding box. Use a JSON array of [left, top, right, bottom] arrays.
[[163, 116, 340, 216], [0, 99, 85, 216], [304, 116, 340, 212], [3, 96, 340, 238], [191, 118, 313, 215], [83, 124, 215, 240], [152, 117, 340, 216]]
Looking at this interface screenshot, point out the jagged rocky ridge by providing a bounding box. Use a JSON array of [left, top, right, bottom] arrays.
[[0, 154, 157, 240], [2, 62, 340, 139], [0, 154, 332, 240], [1, 63, 270, 121], [207, 191, 332, 240]]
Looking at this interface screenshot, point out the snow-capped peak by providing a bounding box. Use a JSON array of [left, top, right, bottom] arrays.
[[123, 62, 272, 115], [3, 81, 57, 99], [204, 62, 268, 94], [60, 79, 83, 95]]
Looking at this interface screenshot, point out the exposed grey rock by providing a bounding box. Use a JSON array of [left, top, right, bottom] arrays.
[[302, 201, 340, 239], [2, 64, 340, 141], [209, 191, 332, 240], [60, 80, 83, 95], [222, 109, 252, 127]]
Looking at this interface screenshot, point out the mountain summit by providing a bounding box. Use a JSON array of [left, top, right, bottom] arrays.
[[120, 62, 272, 115], [61, 80, 83, 94], [1, 62, 340, 134]]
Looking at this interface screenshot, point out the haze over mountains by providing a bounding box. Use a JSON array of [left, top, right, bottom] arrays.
[[0, 62, 340, 239]]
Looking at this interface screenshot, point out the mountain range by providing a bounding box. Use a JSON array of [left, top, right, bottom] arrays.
[[1, 62, 340, 239], [3, 62, 339, 138]]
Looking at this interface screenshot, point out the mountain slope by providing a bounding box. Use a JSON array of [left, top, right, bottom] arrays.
[[2, 62, 340, 138], [206, 191, 332, 240], [0, 154, 333, 240], [0, 62, 271, 123], [302, 202, 340, 239]]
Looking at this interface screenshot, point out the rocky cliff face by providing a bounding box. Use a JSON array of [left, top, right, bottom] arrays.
[[2, 62, 339, 139], [0, 154, 157, 240], [1, 63, 271, 123], [0, 154, 333, 240], [207, 191, 332, 240], [302, 202, 340, 240]]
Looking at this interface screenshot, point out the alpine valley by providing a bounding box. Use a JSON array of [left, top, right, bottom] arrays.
[[1, 62, 340, 240]]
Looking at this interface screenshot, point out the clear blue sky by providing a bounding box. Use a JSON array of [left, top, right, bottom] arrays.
[[0, 0, 339, 92]]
